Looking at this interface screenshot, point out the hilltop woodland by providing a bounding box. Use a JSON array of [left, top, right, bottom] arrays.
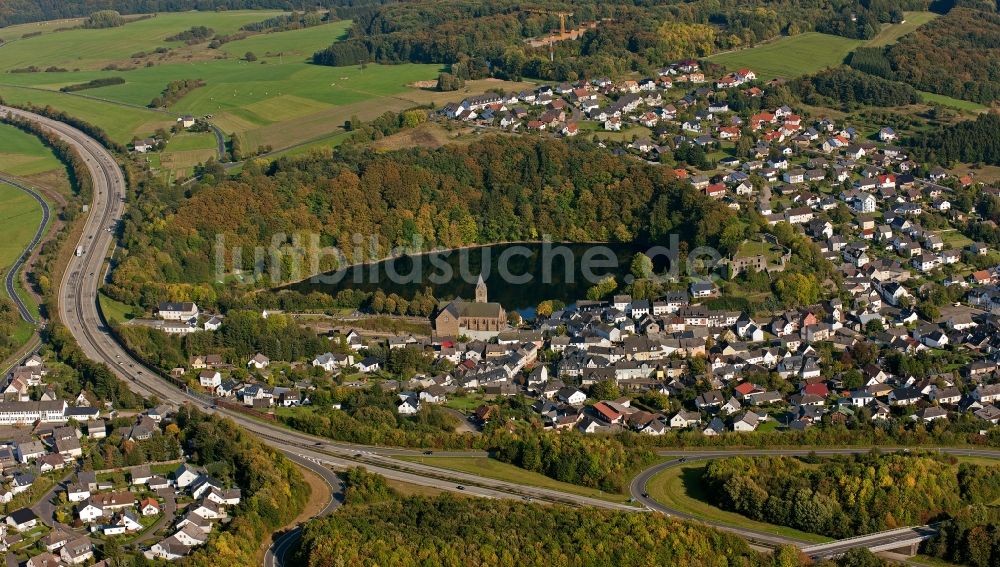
[[908, 112, 1000, 167], [849, 6, 1000, 104], [295, 467, 888, 567], [106, 134, 741, 312], [789, 67, 921, 109], [311, 0, 928, 81], [703, 453, 1000, 539]]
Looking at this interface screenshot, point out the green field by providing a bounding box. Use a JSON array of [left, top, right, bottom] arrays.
[[0, 85, 173, 143], [395, 455, 635, 504], [867, 11, 939, 47], [917, 91, 988, 112], [99, 291, 137, 323], [708, 32, 865, 81], [0, 11, 286, 72], [0, 184, 44, 312], [0, 11, 543, 154], [645, 463, 833, 544], [708, 14, 939, 81], [0, 123, 64, 176]]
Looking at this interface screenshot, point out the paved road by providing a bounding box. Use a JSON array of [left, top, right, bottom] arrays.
[[18, 105, 999, 562], [263, 452, 344, 567], [5, 104, 632, 530], [30, 469, 75, 532], [632, 447, 1000, 554], [0, 176, 49, 323]]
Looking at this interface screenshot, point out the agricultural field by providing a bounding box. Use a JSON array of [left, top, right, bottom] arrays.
[[708, 13, 939, 81], [0, 183, 43, 298], [0, 11, 286, 72], [0, 122, 64, 177], [0, 85, 173, 143], [866, 11, 939, 47], [708, 33, 865, 81], [0, 11, 531, 159]]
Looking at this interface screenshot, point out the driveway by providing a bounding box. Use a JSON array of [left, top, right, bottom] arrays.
[[133, 491, 176, 545], [30, 469, 75, 532]]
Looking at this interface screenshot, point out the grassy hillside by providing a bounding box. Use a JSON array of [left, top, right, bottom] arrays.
[[0, 122, 64, 176], [708, 12, 938, 80], [708, 33, 866, 81], [0, 11, 524, 155]]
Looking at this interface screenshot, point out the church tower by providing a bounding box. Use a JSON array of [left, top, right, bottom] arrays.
[[475, 274, 488, 303]]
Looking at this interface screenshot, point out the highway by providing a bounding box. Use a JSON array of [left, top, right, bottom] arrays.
[[1, 105, 644, 564], [9, 104, 999, 563], [0, 176, 49, 323]]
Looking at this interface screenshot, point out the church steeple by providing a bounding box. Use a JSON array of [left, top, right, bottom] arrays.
[[475, 274, 488, 303]]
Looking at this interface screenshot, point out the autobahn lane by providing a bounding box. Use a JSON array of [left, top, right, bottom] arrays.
[[0, 176, 49, 324], [4, 105, 641, 546], [16, 105, 1000, 562]]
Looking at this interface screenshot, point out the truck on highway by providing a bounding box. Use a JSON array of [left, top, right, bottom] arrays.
[[75, 246, 84, 257]]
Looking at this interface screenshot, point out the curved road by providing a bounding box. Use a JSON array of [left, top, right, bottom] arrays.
[[0, 176, 49, 323], [1, 106, 640, 559], [632, 447, 1000, 555], [12, 105, 1000, 563]]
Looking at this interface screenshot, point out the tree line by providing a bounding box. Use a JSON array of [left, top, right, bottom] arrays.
[[702, 453, 1000, 538], [59, 77, 126, 93], [107, 134, 736, 312], [790, 66, 921, 109], [849, 7, 1000, 104], [149, 78, 205, 108], [296, 467, 889, 567]]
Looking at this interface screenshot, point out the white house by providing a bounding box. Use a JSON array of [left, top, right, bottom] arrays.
[[248, 353, 270, 370], [198, 371, 221, 388], [174, 464, 201, 489], [397, 393, 421, 415], [156, 301, 199, 321], [78, 503, 104, 523]]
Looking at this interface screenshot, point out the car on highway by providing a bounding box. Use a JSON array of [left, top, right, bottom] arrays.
[[314, 442, 323, 446], [641, 492, 649, 498], [423, 450, 433, 455], [456, 485, 465, 490]]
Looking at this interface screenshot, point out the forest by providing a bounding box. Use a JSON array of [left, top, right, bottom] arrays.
[[789, 67, 921, 109], [702, 453, 1000, 538], [908, 113, 1000, 166], [849, 7, 1000, 104], [924, 505, 1000, 567], [296, 467, 886, 567], [106, 134, 736, 311], [312, 0, 928, 81]]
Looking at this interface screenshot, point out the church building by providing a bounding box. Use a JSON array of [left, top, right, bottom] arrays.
[[433, 275, 507, 339]]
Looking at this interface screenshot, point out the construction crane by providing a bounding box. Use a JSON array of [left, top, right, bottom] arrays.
[[522, 8, 574, 60], [522, 7, 574, 34]]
